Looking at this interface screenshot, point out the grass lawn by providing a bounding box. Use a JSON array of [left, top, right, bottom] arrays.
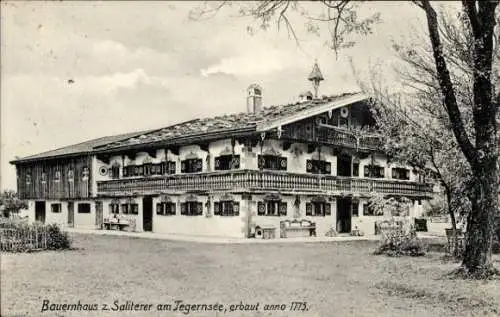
[[1, 234, 499, 317]]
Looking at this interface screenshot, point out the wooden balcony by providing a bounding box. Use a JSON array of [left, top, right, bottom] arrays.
[[316, 124, 384, 151], [97, 169, 432, 198]]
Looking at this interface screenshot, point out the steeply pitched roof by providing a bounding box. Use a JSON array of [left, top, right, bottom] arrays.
[[96, 92, 367, 152], [10, 130, 154, 164]]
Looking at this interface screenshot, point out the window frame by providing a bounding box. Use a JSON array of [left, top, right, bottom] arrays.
[[214, 155, 240, 171], [51, 203, 62, 213], [77, 203, 91, 214], [306, 159, 331, 174], [156, 202, 176, 216], [257, 155, 287, 171]]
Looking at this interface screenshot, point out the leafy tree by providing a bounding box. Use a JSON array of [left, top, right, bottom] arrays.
[[0, 190, 28, 218], [193, 1, 500, 277]]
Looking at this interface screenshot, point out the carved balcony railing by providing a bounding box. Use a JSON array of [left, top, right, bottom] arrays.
[[97, 169, 433, 197], [316, 124, 385, 151]]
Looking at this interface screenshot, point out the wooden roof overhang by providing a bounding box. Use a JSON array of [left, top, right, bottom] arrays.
[[93, 126, 258, 157]]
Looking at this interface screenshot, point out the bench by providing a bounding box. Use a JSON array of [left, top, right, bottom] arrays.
[[103, 217, 136, 231], [280, 220, 316, 238]]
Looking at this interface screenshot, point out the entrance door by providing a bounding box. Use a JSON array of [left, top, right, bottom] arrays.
[[337, 198, 352, 233], [337, 155, 352, 177], [95, 201, 103, 229], [142, 196, 153, 232], [68, 202, 74, 228], [35, 201, 46, 224]]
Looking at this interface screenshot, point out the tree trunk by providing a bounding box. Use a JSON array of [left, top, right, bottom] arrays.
[[444, 186, 459, 257], [462, 157, 499, 275]]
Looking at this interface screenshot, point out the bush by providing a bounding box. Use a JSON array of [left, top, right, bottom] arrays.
[[374, 228, 427, 257], [45, 223, 71, 250]]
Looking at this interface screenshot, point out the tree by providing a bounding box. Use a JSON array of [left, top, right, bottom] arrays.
[[0, 190, 28, 218], [193, 1, 500, 277]]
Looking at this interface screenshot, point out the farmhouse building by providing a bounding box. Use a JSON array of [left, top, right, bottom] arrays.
[[10, 63, 433, 238]]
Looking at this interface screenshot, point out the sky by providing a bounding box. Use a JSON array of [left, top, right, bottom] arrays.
[[1, 1, 438, 191]]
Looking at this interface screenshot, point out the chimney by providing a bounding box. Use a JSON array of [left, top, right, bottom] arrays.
[[247, 84, 262, 113], [299, 91, 313, 102]]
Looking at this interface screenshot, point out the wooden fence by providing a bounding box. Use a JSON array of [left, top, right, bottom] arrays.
[[0, 226, 48, 252]]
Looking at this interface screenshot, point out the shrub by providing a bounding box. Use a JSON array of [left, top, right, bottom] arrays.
[[45, 223, 72, 250], [374, 227, 427, 257]]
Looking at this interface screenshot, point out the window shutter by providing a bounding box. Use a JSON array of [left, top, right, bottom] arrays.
[[168, 161, 175, 174], [109, 204, 114, 214], [170, 203, 176, 215], [214, 202, 221, 216], [121, 204, 128, 214], [364, 166, 370, 177], [324, 162, 331, 174], [233, 202, 240, 216], [306, 203, 312, 216], [232, 156, 240, 169], [131, 204, 139, 215], [196, 159, 203, 172], [306, 160, 313, 173], [280, 157, 287, 170], [181, 203, 187, 215], [325, 203, 331, 216], [197, 202, 203, 215], [214, 158, 220, 170], [279, 202, 287, 216], [379, 168, 385, 178], [257, 201, 265, 215], [258, 155, 265, 169], [156, 203, 163, 215]]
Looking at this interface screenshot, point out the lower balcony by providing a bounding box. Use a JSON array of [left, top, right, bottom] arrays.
[[97, 170, 433, 198]]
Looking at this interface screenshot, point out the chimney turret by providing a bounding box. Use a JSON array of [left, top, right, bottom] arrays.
[[247, 84, 262, 113]]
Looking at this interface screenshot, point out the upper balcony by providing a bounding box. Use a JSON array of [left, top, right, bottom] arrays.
[[97, 169, 432, 198]]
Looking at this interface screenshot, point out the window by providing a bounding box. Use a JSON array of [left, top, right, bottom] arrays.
[[181, 202, 203, 216], [78, 203, 91, 214], [82, 167, 90, 180], [51, 203, 62, 213], [215, 155, 240, 170], [181, 159, 203, 173], [41, 172, 47, 184], [352, 163, 359, 177], [392, 168, 410, 180], [110, 165, 120, 179], [54, 171, 61, 182], [257, 201, 287, 216], [109, 203, 119, 214], [214, 201, 240, 216], [258, 155, 287, 171], [363, 203, 375, 216], [352, 202, 359, 217], [363, 165, 385, 178], [156, 202, 176, 216], [306, 202, 331, 216], [67, 169, 74, 182], [164, 161, 176, 174], [26, 174, 31, 185], [144, 163, 163, 176], [306, 159, 331, 174]]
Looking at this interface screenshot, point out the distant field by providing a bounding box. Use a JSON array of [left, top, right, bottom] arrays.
[[1, 233, 499, 317]]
